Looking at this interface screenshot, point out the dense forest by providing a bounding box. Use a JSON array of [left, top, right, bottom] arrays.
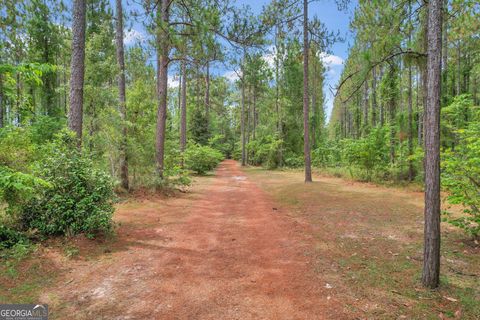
[[0, 0, 479, 315]]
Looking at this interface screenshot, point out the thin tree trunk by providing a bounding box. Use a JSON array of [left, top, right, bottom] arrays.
[[275, 25, 280, 133], [408, 0, 414, 181], [312, 53, 317, 148], [253, 86, 256, 140], [0, 72, 3, 128], [68, 0, 87, 146], [363, 79, 369, 135], [408, 63, 414, 180], [241, 51, 246, 166], [115, 0, 129, 190], [371, 66, 377, 127], [303, 0, 312, 182], [205, 61, 210, 121], [389, 63, 396, 164], [422, 0, 442, 289], [442, 0, 448, 104], [379, 67, 385, 126], [180, 60, 187, 152], [155, 0, 169, 178], [456, 43, 461, 95]]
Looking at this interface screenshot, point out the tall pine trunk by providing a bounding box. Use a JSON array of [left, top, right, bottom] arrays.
[[422, 0, 442, 289], [155, 0, 169, 178], [115, 0, 129, 190], [303, 0, 312, 182], [68, 0, 87, 146], [0, 72, 3, 128], [241, 51, 246, 166], [180, 60, 187, 152]]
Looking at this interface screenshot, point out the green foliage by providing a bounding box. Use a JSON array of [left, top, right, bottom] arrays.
[[184, 143, 224, 175], [0, 127, 36, 171], [190, 107, 210, 145], [208, 134, 233, 158], [0, 225, 29, 250], [246, 135, 283, 169], [312, 140, 343, 168], [20, 130, 115, 238], [442, 121, 480, 238], [0, 166, 51, 216], [283, 153, 304, 168], [344, 127, 390, 178]]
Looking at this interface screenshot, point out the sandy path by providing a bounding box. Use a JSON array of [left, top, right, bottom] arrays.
[[42, 160, 345, 319]]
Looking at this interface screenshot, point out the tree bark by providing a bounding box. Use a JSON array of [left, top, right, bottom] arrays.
[[408, 62, 414, 180], [422, 0, 442, 289], [115, 0, 129, 190], [180, 60, 187, 152], [155, 0, 170, 178], [371, 66, 377, 127], [0, 72, 3, 128], [363, 79, 369, 136], [407, 0, 414, 181], [252, 86, 256, 140], [456, 43, 461, 95], [68, 0, 87, 147], [205, 61, 210, 122], [303, 0, 312, 182], [241, 51, 246, 166]]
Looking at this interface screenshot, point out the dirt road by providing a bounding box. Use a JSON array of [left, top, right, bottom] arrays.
[[41, 160, 344, 319]]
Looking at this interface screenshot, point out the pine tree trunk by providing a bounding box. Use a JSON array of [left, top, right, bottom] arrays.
[[408, 0, 414, 181], [363, 80, 369, 135], [408, 63, 414, 180], [115, 0, 129, 190], [303, 0, 312, 182], [180, 60, 187, 152], [241, 52, 246, 166], [422, 0, 442, 289], [253, 86, 256, 140], [205, 61, 210, 125], [0, 72, 3, 128], [155, 0, 169, 178], [371, 66, 377, 127], [68, 0, 87, 146], [456, 43, 461, 95]]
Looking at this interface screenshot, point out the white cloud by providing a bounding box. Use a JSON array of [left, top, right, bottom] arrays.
[[319, 53, 344, 66], [168, 75, 180, 88], [223, 70, 241, 82], [124, 29, 145, 45]]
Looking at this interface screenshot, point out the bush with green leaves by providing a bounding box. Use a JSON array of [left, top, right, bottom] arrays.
[[0, 225, 29, 250], [184, 143, 224, 175], [20, 130, 115, 238], [283, 152, 304, 168], [246, 135, 283, 169], [312, 140, 342, 168], [442, 120, 480, 238], [340, 127, 390, 180]]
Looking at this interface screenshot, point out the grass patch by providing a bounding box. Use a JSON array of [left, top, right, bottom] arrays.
[[245, 166, 480, 319]]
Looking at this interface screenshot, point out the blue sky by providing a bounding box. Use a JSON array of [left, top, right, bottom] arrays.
[[122, 0, 357, 120], [234, 0, 357, 120]]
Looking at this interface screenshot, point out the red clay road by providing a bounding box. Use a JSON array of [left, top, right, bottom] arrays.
[[42, 160, 346, 319]]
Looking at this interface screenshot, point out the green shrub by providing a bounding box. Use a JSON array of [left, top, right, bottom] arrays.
[[0, 126, 35, 171], [284, 152, 304, 168], [442, 120, 480, 238], [184, 143, 224, 175], [0, 166, 51, 216], [20, 130, 115, 238], [246, 135, 283, 169], [0, 225, 28, 250], [209, 134, 233, 158]]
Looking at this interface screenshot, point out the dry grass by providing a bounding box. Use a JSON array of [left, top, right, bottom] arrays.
[[245, 167, 480, 320]]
